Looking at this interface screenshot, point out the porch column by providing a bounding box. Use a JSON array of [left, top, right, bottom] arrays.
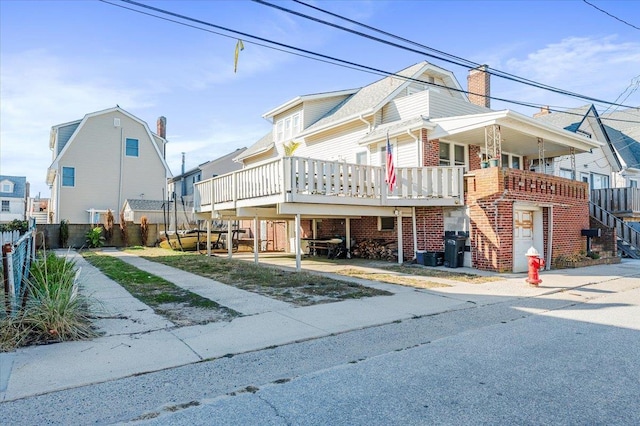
[[295, 213, 301, 272], [253, 215, 259, 264], [547, 206, 553, 271], [396, 209, 403, 264], [227, 219, 232, 259], [538, 138, 546, 174], [570, 147, 576, 180], [312, 219, 317, 239], [206, 219, 211, 257], [412, 207, 417, 258]]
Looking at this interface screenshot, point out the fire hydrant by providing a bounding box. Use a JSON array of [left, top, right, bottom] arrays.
[[525, 246, 545, 286]]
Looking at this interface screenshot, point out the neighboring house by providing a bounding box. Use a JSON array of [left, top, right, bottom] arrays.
[[27, 196, 50, 224], [194, 62, 601, 272], [0, 175, 28, 223], [535, 105, 640, 257], [47, 107, 172, 224], [168, 148, 248, 227]]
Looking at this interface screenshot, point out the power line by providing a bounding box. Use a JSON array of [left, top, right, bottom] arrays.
[[254, 0, 637, 109], [103, 0, 570, 113], [583, 0, 640, 31], [106, 0, 639, 125]]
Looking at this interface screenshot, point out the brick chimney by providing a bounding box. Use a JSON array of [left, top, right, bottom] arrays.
[[533, 106, 551, 118], [157, 116, 166, 139], [467, 65, 490, 108]]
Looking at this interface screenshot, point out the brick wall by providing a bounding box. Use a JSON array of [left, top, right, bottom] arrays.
[[422, 132, 439, 167], [466, 167, 589, 271], [468, 145, 481, 171], [588, 216, 617, 256], [467, 65, 490, 108]]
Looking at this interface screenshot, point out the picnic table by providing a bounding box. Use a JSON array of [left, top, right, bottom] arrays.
[[303, 237, 343, 257]]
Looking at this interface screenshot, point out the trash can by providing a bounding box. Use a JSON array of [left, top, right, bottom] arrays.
[[416, 250, 427, 265], [444, 235, 466, 268], [424, 251, 444, 267]]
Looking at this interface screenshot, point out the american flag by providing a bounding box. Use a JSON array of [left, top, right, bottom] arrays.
[[385, 134, 396, 192]]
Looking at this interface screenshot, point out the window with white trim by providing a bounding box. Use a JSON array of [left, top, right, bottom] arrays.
[[1, 200, 9, 212], [1, 181, 12, 193], [125, 138, 139, 157], [355, 151, 368, 165], [559, 168, 574, 180], [62, 167, 75, 187], [591, 172, 609, 190], [439, 142, 465, 167], [275, 112, 301, 142], [630, 179, 638, 188], [500, 152, 522, 169]]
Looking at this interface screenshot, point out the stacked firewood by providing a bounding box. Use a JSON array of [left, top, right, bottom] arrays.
[[351, 239, 398, 261]]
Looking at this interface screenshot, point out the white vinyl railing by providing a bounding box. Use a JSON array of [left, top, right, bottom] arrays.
[[193, 156, 464, 211]]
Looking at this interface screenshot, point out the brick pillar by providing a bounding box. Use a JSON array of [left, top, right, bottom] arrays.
[[422, 130, 439, 167], [157, 116, 166, 139], [467, 65, 490, 108], [469, 145, 481, 171]]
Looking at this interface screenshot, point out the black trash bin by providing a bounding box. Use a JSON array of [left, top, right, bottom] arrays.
[[444, 235, 466, 268]]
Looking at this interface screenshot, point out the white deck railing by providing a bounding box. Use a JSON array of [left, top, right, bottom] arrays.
[[194, 156, 464, 212]]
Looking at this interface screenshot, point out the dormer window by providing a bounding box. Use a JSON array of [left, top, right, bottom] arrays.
[[1, 180, 14, 193], [275, 112, 301, 142]]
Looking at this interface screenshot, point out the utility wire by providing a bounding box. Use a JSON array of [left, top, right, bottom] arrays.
[[583, 0, 640, 31], [105, 0, 572, 112], [106, 0, 639, 125], [255, 0, 637, 109]]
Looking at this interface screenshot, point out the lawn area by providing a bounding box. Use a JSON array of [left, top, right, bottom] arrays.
[[129, 247, 392, 306], [379, 264, 501, 284], [82, 251, 241, 326]]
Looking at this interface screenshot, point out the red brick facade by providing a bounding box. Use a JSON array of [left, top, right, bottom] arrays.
[[465, 167, 589, 272]]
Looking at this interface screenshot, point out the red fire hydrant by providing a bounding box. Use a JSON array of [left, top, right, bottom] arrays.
[[525, 247, 545, 286]]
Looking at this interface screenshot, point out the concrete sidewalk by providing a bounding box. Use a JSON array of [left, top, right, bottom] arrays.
[[1, 251, 638, 402]]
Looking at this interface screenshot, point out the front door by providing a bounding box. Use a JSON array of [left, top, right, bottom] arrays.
[[513, 209, 535, 273]]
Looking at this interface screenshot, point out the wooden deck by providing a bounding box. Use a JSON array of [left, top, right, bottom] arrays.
[[194, 156, 465, 215]]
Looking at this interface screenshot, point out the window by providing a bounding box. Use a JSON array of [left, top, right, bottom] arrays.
[[630, 180, 638, 188], [62, 167, 75, 187], [275, 113, 300, 142], [125, 138, 139, 157], [1, 182, 11, 193], [378, 216, 395, 231], [591, 173, 609, 190], [440, 142, 465, 167], [1, 200, 9, 212], [559, 168, 574, 180], [355, 151, 367, 165], [500, 152, 523, 169]]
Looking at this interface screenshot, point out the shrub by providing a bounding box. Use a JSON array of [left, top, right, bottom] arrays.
[[105, 210, 115, 244], [0, 219, 29, 233], [140, 216, 149, 246], [59, 219, 69, 248], [119, 211, 129, 247], [0, 252, 96, 351], [86, 227, 105, 248]]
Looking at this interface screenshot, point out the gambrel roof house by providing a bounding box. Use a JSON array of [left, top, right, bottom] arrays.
[[47, 107, 172, 224], [196, 62, 603, 272], [0, 175, 28, 223]]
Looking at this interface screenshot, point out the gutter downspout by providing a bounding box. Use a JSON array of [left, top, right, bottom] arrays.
[[406, 129, 421, 166], [358, 115, 371, 132], [118, 126, 124, 222], [547, 206, 553, 270]]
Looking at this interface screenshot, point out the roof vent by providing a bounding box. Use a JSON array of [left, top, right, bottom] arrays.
[[114, 118, 121, 127]]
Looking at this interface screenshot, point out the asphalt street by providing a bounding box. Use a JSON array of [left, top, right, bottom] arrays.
[[2, 273, 639, 425]]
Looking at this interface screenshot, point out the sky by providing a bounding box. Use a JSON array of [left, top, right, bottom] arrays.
[[1, 0, 639, 198]]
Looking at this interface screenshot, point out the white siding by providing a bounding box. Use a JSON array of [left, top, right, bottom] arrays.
[[302, 96, 351, 128], [55, 111, 167, 223], [382, 91, 431, 123], [300, 121, 369, 163], [428, 90, 489, 118]]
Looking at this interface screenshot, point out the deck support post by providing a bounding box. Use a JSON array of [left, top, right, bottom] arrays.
[[227, 219, 232, 259], [345, 218, 351, 252], [295, 213, 301, 272], [206, 219, 211, 256], [254, 216, 259, 264]]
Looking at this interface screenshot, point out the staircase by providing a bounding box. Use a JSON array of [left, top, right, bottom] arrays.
[[589, 202, 640, 259]]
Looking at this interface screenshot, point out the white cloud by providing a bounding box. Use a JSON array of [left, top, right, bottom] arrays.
[[499, 36, 640, 110]]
